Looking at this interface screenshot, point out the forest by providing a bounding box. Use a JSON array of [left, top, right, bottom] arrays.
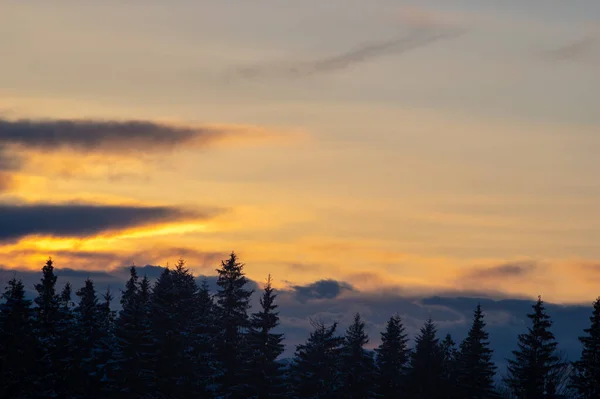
[[1, 252, 600, 399]]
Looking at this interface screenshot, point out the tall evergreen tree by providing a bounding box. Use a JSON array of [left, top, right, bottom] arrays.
[[149, 259, 199, 398], [291, 320, 344, 399], [114, 267, 149, 398], [246, 275, 285, 399], [215, 251, 254, 397], [504, 296, 563, 399], [340, 313, 376, 399], [456, 304, 497, 399], [571, 297, 600, 398], [0, 278, 37, 399], [33, 258, 61, 397], [407, 318, 444, 399], [375, 314, 410, 399]]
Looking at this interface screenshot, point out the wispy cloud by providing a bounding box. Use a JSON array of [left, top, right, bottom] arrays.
[[234, 6, 467, 79], [464, 261, 538, 281]]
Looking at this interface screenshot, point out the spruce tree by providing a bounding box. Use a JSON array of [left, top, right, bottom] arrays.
[[440, 333, 459, 399], [407, 318, 444, 399], [73, 278, 103, 398], [456, 304, 497, 399], [375, 314, 410, 399], [0, 278, 37, 398], [291, 320, 344, 399], [192, 278, 219, 396], [504, 296, 563, 399], [93, 288, 117, 395], [340, 313, 376, 399], [33, 258, 61, 396], [55, 282, 77, 397], [114, 267, 149, 398], [246, 275, 285, 399], [214, 251, 254, 397], [571, 297, 600, 398], [149, 260, 199, 398]]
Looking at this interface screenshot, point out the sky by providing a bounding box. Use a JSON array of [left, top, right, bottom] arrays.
[[1, 0, 600, 310]]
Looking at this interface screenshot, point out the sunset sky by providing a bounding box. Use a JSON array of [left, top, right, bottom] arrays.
[[1, 0, 600, 304]]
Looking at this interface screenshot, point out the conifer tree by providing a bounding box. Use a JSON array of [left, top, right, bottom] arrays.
[[55, 282, 77, 397], [246, 275, 285, 399], [291, 320, 344, 399], [0, 278, 37, 398], [571, 297, 600, 398], [214, 251, 254, 397], [407, 318, 444, 399], [504, 296, 563, 399], [149, 260, 199, 398], [192, 278, 219, 396], [440, 333, 459, 399], [340, 313, 376, 399], [33, 258, 61, 396], [375, 314, 410, 399], [73, 278, 103, 398], [114, 267, 148, 398], [93, 288, 117, 395], [456, 304, 497, 399]]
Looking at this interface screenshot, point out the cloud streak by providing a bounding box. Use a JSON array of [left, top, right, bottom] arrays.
[[0, 118, 232, 154], [234, 6, 467, 80], [464, 261, 538, 281], [0, 203, 217, 242]]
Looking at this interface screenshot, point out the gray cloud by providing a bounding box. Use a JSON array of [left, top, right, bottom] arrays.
[[544, 35, 599, 62], [0, 118, 228, 154], [291, 279, 355, 302], [235, 24, 466, 79], [0, 203, 216, 242], [464, 261, 538, 280]]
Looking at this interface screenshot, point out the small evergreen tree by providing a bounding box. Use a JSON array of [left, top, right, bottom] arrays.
[[93, 288, 117, 395], [407, 318, 444, 399], [504, 296, 563, 399], [340, 313, 376, 399], [0, 278, 37, 398], [246, 275, 285, 399], [291, 320, 344, 399], [214, 252, 254, 398], [55, 282, 77, 397], [73, 278, 103, 398], [440, 333, 460, 399], [192, 278, 219, 396], [456, 304, 498, 399], [375, 314, 410, 399], [571, 297, 600, 398]]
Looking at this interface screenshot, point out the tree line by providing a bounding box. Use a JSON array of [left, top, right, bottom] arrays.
[[1, 253, 600, 398]]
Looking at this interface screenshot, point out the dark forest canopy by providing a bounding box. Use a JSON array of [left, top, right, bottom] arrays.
[[0, 254, 598, 398]]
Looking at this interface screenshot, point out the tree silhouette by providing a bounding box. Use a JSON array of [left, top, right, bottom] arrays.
[[504, 296, 563, 398]]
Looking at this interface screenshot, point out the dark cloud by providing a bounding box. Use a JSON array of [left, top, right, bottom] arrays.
[[464, 261, 537, 280], [0, 118, 229, 154], [0, 203, 215, 242], [235, 25, 465, 79], [291, 279, 355, 302]]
